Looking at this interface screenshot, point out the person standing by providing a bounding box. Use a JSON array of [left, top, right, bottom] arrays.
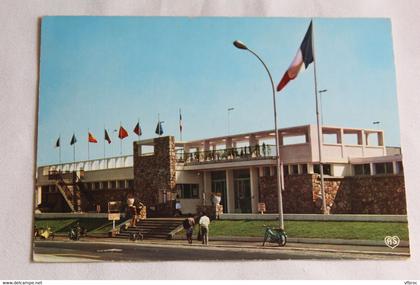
[[199, 212, 210, 246], [183, 214, 195, 244]]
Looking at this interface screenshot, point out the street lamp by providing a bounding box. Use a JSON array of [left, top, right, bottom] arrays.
[[318, 89, 327, 126], [233, 40, 285, 230], [227, 107, 235, 135]]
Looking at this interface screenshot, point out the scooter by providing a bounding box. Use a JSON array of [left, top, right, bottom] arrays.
[[262, 225, 287, 247], [69, 225, 81, 241], [34, 227, 55, 240]]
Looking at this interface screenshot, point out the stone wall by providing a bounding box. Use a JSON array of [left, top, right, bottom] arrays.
[[259, 174, 406, 214], [132, 136, 177, 208]]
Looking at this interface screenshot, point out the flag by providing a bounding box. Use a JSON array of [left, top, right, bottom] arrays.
[[179, 110, 183, 133], [70, 134, 77, 145], [55, 137, 60, 148], [88, 132, 98, 143], [155, 121, 163, 135], [133, 122, 142, 136], [104, 129, 111, 144], [118, 126, 128, 139], [277, 21, 314, 92]]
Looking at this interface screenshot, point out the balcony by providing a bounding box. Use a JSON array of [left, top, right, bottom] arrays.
[[175, 145, 276, 165]]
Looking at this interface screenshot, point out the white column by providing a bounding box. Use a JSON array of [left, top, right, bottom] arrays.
[[35, 186, 42, 207], [226, 169, 235, 213], [249, 167, 259, 213], [392, 161, 398, 175]]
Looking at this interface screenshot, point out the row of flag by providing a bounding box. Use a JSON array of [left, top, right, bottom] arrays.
[[55, 120, 167, 147]]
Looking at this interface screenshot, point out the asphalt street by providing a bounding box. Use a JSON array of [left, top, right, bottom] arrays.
[[33, 239, 410, 262]]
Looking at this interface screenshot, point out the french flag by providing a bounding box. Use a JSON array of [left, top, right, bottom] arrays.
[[277, 21, 314, 92]]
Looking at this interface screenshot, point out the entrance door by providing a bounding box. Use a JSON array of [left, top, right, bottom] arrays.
[[212, 179, 227, 212], [234, 178, 251, 213]]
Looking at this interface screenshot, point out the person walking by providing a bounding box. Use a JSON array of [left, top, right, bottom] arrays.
[[183, 214, 195, 244], [199, 212, 210, 246]]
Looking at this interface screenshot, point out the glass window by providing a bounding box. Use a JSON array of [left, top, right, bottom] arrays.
[[176, 184, 199, 199], [374, 162, 393, 175], [291, 164, 299, 175], [397, 161, 403, 174], [354, 164, 371, 175], [109, 181, 116, 189], [313, 164, 331, 175], [283, 165, 289, 176], [94, 182, 100, 190], [301, 164, 308, 174], [263, 167, 271, 177], [127, 180, 134, 189]]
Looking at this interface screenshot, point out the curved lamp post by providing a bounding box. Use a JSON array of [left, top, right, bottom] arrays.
[[233, 40, 285, 230]]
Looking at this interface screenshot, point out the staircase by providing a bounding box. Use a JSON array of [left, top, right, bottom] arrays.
[[49, 170, 94, 212], [55, 181, 77, 212], [116, 218, 184, 240]]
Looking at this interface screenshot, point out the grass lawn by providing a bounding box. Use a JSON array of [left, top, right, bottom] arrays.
[[181, 220, 409, 241], [34, 218, 114, 234], [34, 219, 77, 233]]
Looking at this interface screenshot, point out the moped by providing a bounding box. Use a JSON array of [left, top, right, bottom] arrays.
[[34, 226, 55, 240], [262, 225, 287, 247]]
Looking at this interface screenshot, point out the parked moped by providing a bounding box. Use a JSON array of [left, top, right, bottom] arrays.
[[34, 226, 55, 240], [262, 225, 287, 247]]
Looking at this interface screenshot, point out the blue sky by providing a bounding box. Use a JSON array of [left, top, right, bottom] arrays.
[[37, 17, 400, 166]]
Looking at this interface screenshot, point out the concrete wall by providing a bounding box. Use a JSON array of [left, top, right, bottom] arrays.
[[176, 170, 203, 214]]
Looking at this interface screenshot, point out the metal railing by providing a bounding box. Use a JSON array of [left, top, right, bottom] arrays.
[[175, 144, 276, 164]]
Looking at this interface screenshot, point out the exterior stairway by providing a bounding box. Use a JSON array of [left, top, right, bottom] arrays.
[[116, 218, 184, 240], [55, 181, 77, 212]]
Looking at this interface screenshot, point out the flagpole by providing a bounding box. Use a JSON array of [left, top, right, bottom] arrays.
[[158, 113, 161, 137], [120, 121, 122, 155], [73, 132, 76, 167], [87, 128, 90, 161], [311, 19, 328, 214], [103, 126, 106, 160], [179, 108, 183, 141], [137, 118, 140, 141], [59, 134, 61, 164]]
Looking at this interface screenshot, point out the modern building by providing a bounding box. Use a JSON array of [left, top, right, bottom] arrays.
[[35, 124, 406, 216]]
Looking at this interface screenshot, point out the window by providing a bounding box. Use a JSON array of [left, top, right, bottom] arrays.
[[313, 164, 331, 175], [283, 165, 289, 176], [109, 181, 116, 189], [94, 182, 100, 190], [263, 167, 271, 177], [301, 164, 308, 174], [291, 164, 299, 175], [101, 181, 108, 190], [176, 184, 199, 199], [374, 162, 393, 175], [397, 161, 403, 174], [127, 180, 134, 189], [354, 164, 371, 176]]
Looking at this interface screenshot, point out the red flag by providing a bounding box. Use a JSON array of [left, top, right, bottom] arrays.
[[118, 126, 128, 139], [88, 132, 98, 143], [133, 122, 142, 136]]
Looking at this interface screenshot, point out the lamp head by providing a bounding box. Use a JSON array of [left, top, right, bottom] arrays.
[[233, 40, 248, 50]]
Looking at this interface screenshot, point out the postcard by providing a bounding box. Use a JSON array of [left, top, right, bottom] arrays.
[[33, 16, 409, 261]]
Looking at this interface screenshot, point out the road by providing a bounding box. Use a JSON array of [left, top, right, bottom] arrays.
[[33, 239, 409, 262]]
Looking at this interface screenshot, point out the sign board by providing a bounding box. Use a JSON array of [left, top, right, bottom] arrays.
[[258, 203, 266, 214], [108, 213, 121, 221]]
